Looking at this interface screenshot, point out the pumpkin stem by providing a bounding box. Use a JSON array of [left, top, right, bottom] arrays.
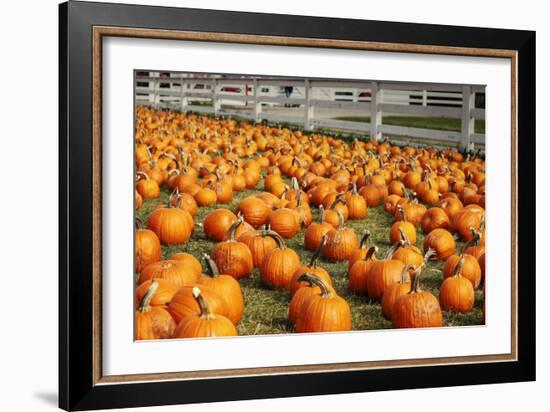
[[359, 231, 371, 249], [136, 171, 150, 181], [336, 210, 345, 230], [291, 176, 299, 191], [397, 204, 407, 222], [385, 241, 404, 260], [226, 217, 243, 242], [138, 280, 158, 313], [297, 273, 332, 298], [203, 254, 220, 278], [364, 245, 378, 261], [192, 287, 213, 320], [309, 235, 328, 268], [462, 228, 482, 253], [400, 264, 416, 284], [318, 205, 326, 223], [422, 248, 437, 267], [453, 255, 466, 277], [398, 227, 411, 246], [135, 216, 145, 230], [259, 230, 286, 250]]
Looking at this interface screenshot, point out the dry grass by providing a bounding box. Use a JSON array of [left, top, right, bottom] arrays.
[[136, 181, 484, 335]]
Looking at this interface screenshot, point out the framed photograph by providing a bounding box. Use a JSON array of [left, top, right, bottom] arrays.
[[59, 1, 535, 410]]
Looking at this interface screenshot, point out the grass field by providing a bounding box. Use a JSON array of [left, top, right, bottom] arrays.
[[136, 181, 484, 335], [334, 115, 486, 134]]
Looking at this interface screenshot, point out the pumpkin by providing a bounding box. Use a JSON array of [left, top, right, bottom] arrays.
[[452, 208, 484, 241], [392, 264, 443, 328], [168, 284, 229, 324], [135, 278, 178, 307], [392, 233, 424, 281], [381, 264, 415, 320], [348, 246, 378, 296], [135, 218, 161, 273], [437, 197, 463, 221], [390, 204, 417, 245], [347, 231, 371, 272], [259, 230, 301, 289], [169, 252, 202, 280], [289, 235, 332, 296], [194, 187, 217, 206], [267, 207, 301, 239], [295, 273, 352, 333], [323, 211, 359, 262], [288, 279, 322, 325], [237, 224, 278, 268], [136, 171, 160, 199], [462, 228, 486, 259], [138, 259, 199, 288], [135, 280, 176, 340], [211, 218, 254, 280], [304, 205, 333, 251], [203, 209, 238, 242], [443, 253, 482, 289], [395, 200, 427, 227], [147, 198, 194, 245], [236, 196, 271, 227], [421, 207, 450, 234], [439, 255, 475, 312], [367, 242, 407, 302], [172, 287, 237, 338], [423, 228, 456, 260], [135, 190, 143, 209], [198, 255, 244, 325], [345, 183, 368, 219]]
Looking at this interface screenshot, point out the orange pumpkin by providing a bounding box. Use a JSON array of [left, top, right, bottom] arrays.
[[211, 218, 254, 280]]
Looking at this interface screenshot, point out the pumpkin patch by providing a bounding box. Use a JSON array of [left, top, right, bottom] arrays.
[[134, 108, 485, 340]]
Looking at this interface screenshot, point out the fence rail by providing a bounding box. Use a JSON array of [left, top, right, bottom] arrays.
[[135, 73, 485, 148]]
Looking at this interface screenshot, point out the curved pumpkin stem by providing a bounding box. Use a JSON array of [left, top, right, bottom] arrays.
[[359, 231, 371, 249], [297, 273, 332, 298], [385, 240, 404, 260], [452, 255, 466, 278], [225, 217, 243, 242], [364, 245, 378, 261], [136, 171, 150, 181], [400, 264, 416, 284], [203, 254, 220, 278], [192, 287, 213, 320], [318, 205, 326, 224], [138, 280, 158, 313], [398, 227, 410, 246], [309, 235, 328, 268], [462, 228, 482, 253], [336, 210, 345, 231], [396, 204, 407, 222], [259, 230, 286, 250]]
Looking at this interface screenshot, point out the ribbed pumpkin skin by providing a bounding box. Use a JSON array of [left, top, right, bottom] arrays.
[[267, 208, 301, 239], [236, 196, 271, 227], [147, 207, 193, 245], [135, 306, 176, 340], [423, 228, 456, 260], [172, 315, 237, 338], [348, 258, 377, 296], [135, 279, 179, 307], [203, 209, 237, 242], [389, 221, 416, 245], [169, 253, 202, 279], [260, 248, 301, 289], [211, 240, 253, 280], [288, 286, 321, 324], [439, 276, 474, 312], [295, 294, 352, 332], [421, 207, 450, 234], [452, 209, 484, 241], [381, 282, 411, 320], [367, 260, 406, 302], [168, 286, 228, 324], [138, 260, 199, 288], [237, 230, 277, 268], [135, 228, 161, 273], [392, 247, 423, 280], [323, 228, 359, 261], [392, 292, 443, 328], [304, 221, 332, 251], [443, 254, 482, 289], [197, 275, 244, 325]]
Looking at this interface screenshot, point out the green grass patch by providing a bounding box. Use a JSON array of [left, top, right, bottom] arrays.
[[334, 115, 485, 134], [136, 181, 484, 336]]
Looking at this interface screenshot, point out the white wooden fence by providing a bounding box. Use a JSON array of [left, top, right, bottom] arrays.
[[135, 73, 485, 148]]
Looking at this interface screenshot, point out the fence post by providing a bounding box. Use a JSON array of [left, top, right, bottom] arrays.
[[460, 85, 474, 150], [422, 89, 428, 106], [370, 81, 382, 141], [212, 79, 221, 117], [304, 79, 314, 131], [253, 78, 261, 123], [180, 78, 188, 113]]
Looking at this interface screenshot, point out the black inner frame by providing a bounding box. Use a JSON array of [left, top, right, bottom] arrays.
[[59, 1, 536, 411]]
